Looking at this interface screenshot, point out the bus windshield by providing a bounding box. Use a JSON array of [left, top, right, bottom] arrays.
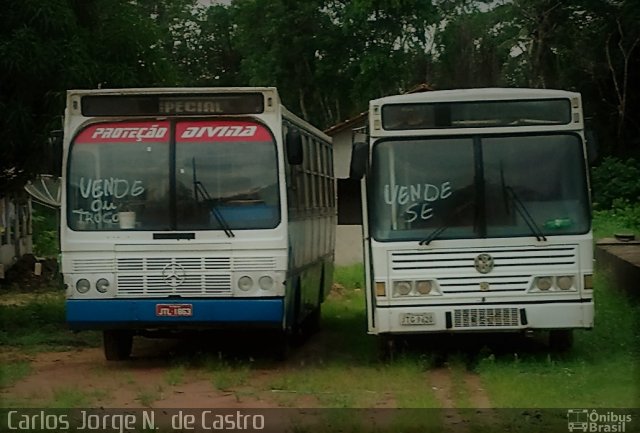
[[68, 120, 280, 231], [369, 133, 590, 242]]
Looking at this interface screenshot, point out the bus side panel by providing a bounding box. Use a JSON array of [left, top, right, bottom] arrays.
[[283, 123, 336, 332]]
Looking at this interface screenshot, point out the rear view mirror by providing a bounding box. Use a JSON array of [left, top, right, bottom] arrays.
[[349, 142, 369, 180], [286, 128, 303, 165]]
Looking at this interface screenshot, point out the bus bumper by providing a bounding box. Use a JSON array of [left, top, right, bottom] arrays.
[[66, 298, 284, 330], [372, 300, 594, 334]]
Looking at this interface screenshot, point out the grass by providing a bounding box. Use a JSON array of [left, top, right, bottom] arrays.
[[331, 261, 639, 411], [448, 358, 473, 409], [136, 386, 164, 407], [0, 291, 100, 350], [267, 360, 439, 408], [0, 361, 31, 388], [592, 206, 640, 240], [321, 263, 378, 367], [0, 257, 637, 416], [49, 387, 92, 407], [333, 263, 365, 291], [205, 358, 252, 391], [474, 270, 640, 408], [270, 269, 442, 409], [164, 364, 186, 386]]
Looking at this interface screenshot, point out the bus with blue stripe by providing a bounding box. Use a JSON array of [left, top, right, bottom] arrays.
[[60, 88, 336, 360]]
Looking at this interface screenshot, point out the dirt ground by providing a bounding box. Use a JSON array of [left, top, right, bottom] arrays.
[[1, 334, 493, 412], [1, 264, 494, 431]]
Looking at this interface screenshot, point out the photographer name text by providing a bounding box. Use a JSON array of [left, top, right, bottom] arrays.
[[6, 409, 266, 432]]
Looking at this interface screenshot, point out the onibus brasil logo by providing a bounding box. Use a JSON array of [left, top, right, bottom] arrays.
[[567, 409, 632, 432]]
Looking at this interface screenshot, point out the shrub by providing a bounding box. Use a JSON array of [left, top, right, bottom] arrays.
[[32, 205, 59, 257], [591, 157, 640, 210]]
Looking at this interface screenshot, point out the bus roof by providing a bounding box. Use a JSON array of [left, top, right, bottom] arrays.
[[67, 87, 279, 98], [371, 88, 580, 106]]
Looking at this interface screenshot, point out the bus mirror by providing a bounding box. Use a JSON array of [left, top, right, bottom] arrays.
[[349, 142, 368, 180], [585, 130, 598, 164], [286, 128, 303, 165], [47, 130, 63, 177]]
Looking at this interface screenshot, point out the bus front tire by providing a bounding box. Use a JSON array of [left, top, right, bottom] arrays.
[[378, 334, 396, 362], [103, 330, 133, 361], [272, 330, 290, 361], [549, 329, 574, 352]]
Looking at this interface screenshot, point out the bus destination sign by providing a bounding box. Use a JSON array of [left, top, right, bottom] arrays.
[[81, 93, 264, 117]]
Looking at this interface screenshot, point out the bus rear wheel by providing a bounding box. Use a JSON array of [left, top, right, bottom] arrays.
[[103, 330, 133, 361]]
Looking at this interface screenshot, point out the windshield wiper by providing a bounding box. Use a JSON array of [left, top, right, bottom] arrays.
[[419, 201, 475, 246], [192, 158, 235, 238], [503, 185, 546, 242]]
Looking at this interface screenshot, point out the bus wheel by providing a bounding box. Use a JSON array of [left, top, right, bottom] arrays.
[[271, 330, 290, 361], [103, 330, 133, 361], [302, 304, 322, 337], [378, 334, 396, 362], [549, 329, 574, 352]]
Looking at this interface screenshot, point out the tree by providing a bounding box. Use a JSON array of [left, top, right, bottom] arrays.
[[435, 0, 640, 157], [433, 1, 507, 88], [172, 3, 244, 86], [231, 0, 440, 128], [603, 6, 640, 154], [0, 0, 179, 194]]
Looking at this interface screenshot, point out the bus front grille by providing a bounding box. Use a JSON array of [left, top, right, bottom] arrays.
[[69, 255, 279, 297], [115, 257, 233, 297], [452, 308, 520, 328], [72, 258, 115, 273], [117, 257, 232, 272], [116, 274, 232, 296], [390, 245, 578, 294]]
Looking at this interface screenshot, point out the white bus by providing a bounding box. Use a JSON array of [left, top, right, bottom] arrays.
[[58, 87, 336, 360], [350, 88, 594, 355]]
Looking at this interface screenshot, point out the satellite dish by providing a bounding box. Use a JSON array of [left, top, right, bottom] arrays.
[[24, 175, 61, 208]]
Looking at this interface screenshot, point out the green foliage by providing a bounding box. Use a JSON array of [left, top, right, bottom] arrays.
[[593, 200, 640, 239], [590, 156, 640, 239], [2, 0, 639, 192], [591, 157, 640, 210], [32, 205, 59, 257], [0, 0, 181, 193]]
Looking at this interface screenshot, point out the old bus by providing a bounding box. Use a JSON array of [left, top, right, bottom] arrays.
[[350, 88, 594, 355], [60, 88, 336, 360]]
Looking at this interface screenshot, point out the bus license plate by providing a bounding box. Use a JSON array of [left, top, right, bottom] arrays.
[[400, 313, 435, 326], [156, 304, 193, 317]]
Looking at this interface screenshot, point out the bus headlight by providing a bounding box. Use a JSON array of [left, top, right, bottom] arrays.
[[416, 280, 432, 295], [96, 278, 110, 293], [258, 276, 274, 290], [394, 281, 412, 296], [76, 279, 91, 294], [536, 276, 553, 291], [556, 276, 574, 290], [238, 276, 253, 291]]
